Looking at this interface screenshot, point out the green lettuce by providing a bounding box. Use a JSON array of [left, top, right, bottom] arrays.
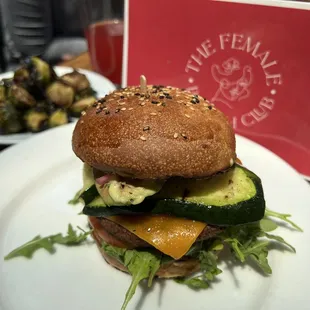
[[220, 210, 299, 275], [4, 224, 92, 260], [176, 240, 223, 289], [102, 242, 161, 310]]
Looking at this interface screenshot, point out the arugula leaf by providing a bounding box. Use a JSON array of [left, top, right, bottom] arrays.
[[175, 277, 210, 289], [4, 235, 56, 260], [264, 233, 296, 253], [4, 225, 92, 260], [265, 209, 303, 232], [221, 210, 300, 275], [260, 218, 278, 232], [102, 241, 127, 262], [102, 242, 161, 310], [221, 223, 273, 274], [177, 246, 222, 289], [68, 189, 83, 205], [122, 251, 160, 310]]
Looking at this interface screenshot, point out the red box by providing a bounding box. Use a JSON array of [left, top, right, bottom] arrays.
[[122, 0, 310, 179]]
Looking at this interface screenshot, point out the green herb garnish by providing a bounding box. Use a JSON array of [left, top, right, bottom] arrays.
[[102, 242, 161, 310], [4, 224, 92, 260]]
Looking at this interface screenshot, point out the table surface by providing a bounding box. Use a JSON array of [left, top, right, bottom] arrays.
[[59, 52, 92, 71]]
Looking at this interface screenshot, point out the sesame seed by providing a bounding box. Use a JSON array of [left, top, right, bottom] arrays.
[[184, 114, 190, 118], [81, 111, 86, 116], [181, 133, 188, 139], [190, 107, 195, 111], [150, 112, 157, 116], [140, 136, 147, 141], [140, 102, 145, 106], [143, 126, 150, 131], [147, 228, 151, 232], [174, 133, 179, 138], [121, 107, 126, 111], [119, 102, 126, 105], [115, 108, 120, 113], [191, 99, 197, 104], [230, 158, 234, 166], [128, 107, 133, 110]]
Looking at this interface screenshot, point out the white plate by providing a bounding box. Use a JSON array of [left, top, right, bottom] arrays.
[[0, 124, 309, 310], [0, 67, 116, 145]]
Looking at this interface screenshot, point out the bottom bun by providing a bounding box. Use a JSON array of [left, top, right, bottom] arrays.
[[92, 232, 200, 278]]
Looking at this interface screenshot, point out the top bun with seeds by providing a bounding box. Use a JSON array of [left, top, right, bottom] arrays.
[[72, 84, 236, 179]]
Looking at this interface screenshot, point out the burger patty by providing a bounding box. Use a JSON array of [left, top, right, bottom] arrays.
[[90, 217, 223, 249]]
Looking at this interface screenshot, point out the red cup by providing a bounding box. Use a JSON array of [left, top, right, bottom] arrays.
[[80, 0, 124, 85]]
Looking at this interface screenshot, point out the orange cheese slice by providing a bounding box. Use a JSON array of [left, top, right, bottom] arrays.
[[108, 215, 206, 260]]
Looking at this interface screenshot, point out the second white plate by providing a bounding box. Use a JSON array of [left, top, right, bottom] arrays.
[[0, 67, 116, 145]]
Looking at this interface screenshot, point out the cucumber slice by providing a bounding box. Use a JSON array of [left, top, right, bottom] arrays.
[[82, 165, 265, 226]]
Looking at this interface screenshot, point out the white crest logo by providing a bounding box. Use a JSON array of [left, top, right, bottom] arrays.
[[211, 58, 253, 109], [184, 33, 283, 128]]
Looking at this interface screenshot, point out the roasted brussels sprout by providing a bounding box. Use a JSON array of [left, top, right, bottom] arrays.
[[48, 109, 69, 128], [8, 85, 36, 108], [46, 81, 75, 108], [61, 70, 90, 92], [31, 57, 53, 87], [69, 96, 96, 117], [14, 67, 30, 84], [24, 110, 48, 132], [0, 84, 6, 102], [0, 102, 23, 134]]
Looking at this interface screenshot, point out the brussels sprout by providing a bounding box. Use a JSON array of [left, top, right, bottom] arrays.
[[0, 84, 6, 102], [46, 81, 75, 108], [69, 96, 96, 117], [61, 70, 90, 92], [0, 102, 23, 134], [8, 85, 36, 108], [48, 109, 69, 128], [24, 110, 48, 132], [31, 57, 53, 86], [14, 67, 30, 84]]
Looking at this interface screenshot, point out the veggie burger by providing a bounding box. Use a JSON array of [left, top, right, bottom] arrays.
[[71, 80, 290, 309]]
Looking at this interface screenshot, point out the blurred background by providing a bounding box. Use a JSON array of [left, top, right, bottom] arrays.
[[0, 0, 124, 83]]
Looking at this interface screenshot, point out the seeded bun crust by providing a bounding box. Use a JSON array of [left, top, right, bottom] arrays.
[[72, 85, 236, 179]]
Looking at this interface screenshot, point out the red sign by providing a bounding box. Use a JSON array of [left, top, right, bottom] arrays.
[[123, 0, 310, 179]]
